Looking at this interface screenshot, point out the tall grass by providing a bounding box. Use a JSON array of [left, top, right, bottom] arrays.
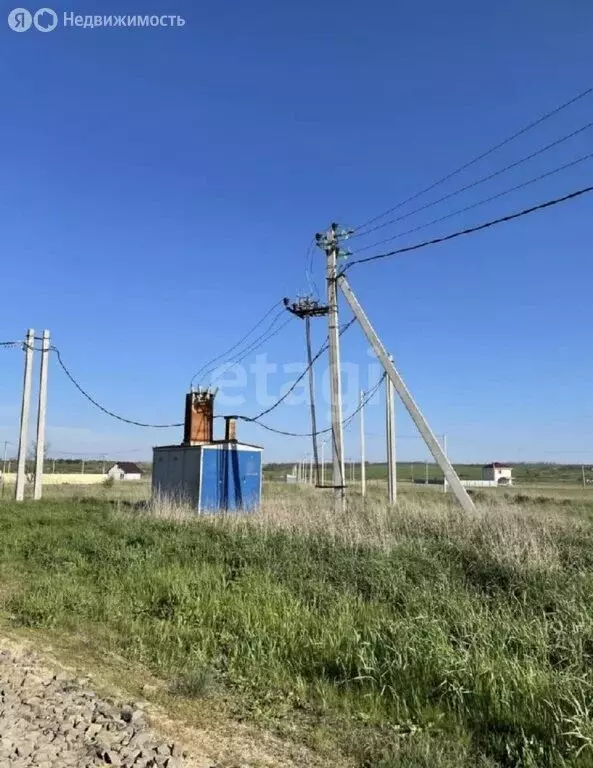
[[2, 488, 593, 766]]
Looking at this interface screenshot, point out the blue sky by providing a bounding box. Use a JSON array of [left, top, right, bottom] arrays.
[[0, 0, 592, 463]]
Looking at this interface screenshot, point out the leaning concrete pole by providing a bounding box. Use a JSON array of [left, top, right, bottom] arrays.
[[337, 276, 475, 514]]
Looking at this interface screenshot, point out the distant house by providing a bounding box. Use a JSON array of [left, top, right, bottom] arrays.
[[482, 462, 513, 486], [107, 462, 142, 481]]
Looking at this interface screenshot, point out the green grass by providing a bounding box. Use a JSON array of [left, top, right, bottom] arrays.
[[264, 461, 593, 487], [3, 488, 593, 766]]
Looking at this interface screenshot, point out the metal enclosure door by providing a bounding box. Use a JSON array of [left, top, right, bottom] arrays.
[[199, 446, 261, 512], [200, 446, 222, 511], [238, 450, 261, 510]]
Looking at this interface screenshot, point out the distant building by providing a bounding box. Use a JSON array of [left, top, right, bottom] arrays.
[[107, 462, 142, 481], [482, 462, 513, 486]]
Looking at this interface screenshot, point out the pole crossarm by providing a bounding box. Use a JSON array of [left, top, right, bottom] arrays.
[[283, 297, 329, 318], [337, 275, 476, 514]]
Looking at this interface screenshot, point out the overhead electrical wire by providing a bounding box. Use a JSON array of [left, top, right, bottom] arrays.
[[189, 299, 283, 388], [352, 153, 593, 254], [304, 238, 320, 298], [351, 85, 593, 236], [207, 312, 294, 387], [245, 319, 356, 424], [343, 373, 386, 431], [344, 185, 593, 270], [51, 346, 184, 428], [348, 121, 593, 243], [239, 368, 386, 438]]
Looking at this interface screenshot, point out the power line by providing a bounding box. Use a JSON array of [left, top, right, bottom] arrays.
[[349, 121, 593, 242], [352, 85, 593, 236], [353, 153, 593, 254], [207, 312, 294, 387], [345, 185, 593, 270], [51, 347, 184, 428], [246, 319, 356, 424], [304, 238, 321, 298], [343, 373, 386, 431], [238, 371, 384, 438], [189, 299, 282, 388], [48, 314, 347, 433]]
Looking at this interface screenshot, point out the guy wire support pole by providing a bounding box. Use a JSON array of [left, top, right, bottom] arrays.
[[316, 224, 348, 511], [33, 330, 50, 501], [359, 390, 366, 498], [284, 296, 329, 487], [386, 355, 396, 506], [15, 329, 35, 502], [336, 274, 476, 514]]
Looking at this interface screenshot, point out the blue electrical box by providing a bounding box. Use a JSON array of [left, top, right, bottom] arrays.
[[152, 441, 263, 512]]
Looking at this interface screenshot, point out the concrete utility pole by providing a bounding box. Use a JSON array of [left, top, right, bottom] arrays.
[[317, 224, 346, 510], [16, 329, 35, 502], [309, 454, 313, 484], [283, 298, 329, 488], [337, 275, 476, 514], [386, 357, 396, 506], [443, 434, 448, 494], [2, 441, 8, 475], [320, 441, 325, 486], [33, 330, 50, 500], [360, 390, 366, 498]]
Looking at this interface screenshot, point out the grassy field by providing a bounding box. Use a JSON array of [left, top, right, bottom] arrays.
[[264, 461, 593, 487], [2, 483, 593, 766]]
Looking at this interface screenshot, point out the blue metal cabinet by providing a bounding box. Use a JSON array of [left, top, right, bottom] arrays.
[[199, 445, 262, 512], [153, 442, 262, 513]]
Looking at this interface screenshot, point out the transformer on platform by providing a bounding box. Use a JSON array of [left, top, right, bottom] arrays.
[[152, 390, 263, 512]]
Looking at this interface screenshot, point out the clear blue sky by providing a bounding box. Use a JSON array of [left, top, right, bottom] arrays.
[[1, 0, 592, 463]]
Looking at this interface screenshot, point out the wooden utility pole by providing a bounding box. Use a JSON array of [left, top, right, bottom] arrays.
[[16, 329, 35, 502], [33, 330, 50, 500], [360, 390, 366, 498], [386, 356, 396, 505], [317, 224, 346, 510]]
